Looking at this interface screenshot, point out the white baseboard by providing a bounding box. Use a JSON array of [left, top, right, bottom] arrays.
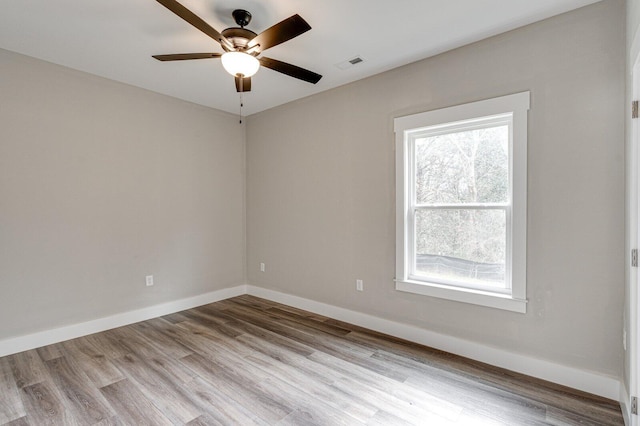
[[0, 283, 621, 402], [246, 285, 620, 401], [0, 284, 247, 358]]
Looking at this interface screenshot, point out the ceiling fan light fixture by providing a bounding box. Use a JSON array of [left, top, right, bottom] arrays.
[[221, 51, 260, 77], [152, 2, 322, 91]]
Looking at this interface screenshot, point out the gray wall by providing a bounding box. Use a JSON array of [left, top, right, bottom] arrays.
[[246, 0, 625, 377], [0, 49, 245, 339]]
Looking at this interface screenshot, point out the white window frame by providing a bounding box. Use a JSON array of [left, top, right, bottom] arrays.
[[394, 92, 529, 313]]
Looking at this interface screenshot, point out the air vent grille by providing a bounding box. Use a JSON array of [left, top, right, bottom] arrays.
[[335, 56, 365, 70]]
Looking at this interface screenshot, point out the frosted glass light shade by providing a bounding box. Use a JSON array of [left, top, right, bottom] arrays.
[[221, 52, 260, 77]]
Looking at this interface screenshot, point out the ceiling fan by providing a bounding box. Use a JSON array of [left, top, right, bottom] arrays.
[[152, 0, 322, 93]]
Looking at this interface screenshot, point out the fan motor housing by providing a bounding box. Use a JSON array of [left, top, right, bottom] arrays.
[[221, 27, 257, 51]]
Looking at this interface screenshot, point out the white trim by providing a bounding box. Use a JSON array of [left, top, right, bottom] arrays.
[[395, 279, 527, 313], [630, 52, 640, 426], [394, 92, 529, 312], [621, 382, 631, 426], [247, 285, 619, 400], [0, 284, 247, 357], [394, 92, 530, 130]]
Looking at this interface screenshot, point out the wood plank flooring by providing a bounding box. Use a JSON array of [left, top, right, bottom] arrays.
[[0, 295, 624, 425]]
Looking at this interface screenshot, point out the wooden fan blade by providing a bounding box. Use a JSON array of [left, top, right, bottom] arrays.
[[152, 53, 222, 61], [247, 14, 311, 52], [259, 57, 322, 84], [156, 0, 232, 49], [235, 76, 252, 92]]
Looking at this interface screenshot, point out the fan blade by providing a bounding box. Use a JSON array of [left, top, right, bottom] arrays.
[[153, 53, 222, 61], [156, 0, 232, 49], [247, 14, 311, 52], [259, 57, 322, 84], [235, 76, 252, 92]]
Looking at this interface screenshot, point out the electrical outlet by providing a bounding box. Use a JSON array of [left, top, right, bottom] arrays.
[[356, 279, 363, 291], [260, 262, 265, 272], [146, 275, 154, 287]]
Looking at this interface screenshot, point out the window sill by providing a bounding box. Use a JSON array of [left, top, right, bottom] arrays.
[[395, 279, 527, 313]]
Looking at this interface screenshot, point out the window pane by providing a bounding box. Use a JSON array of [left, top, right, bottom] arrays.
[[415, 125, 509, 204], [414, 209, 506, 287]]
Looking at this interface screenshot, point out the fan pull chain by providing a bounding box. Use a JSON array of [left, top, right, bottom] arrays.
[[239, 93, 244, 124]]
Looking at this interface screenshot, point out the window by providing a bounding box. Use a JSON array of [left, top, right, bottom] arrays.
[[394, 92, 529, 313]]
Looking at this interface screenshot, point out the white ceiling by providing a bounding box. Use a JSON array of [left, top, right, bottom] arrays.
[[1, 0, 601, 116]]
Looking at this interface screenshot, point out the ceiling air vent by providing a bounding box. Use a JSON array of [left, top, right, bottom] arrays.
[[335, 55, 365, 70]]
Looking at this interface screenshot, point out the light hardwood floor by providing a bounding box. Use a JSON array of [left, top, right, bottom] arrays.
[[0, 295, 623, 425]]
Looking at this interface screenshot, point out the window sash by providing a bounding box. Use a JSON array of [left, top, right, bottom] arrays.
[[407, 205, 512, 294], [406, 116, 513, 294]]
